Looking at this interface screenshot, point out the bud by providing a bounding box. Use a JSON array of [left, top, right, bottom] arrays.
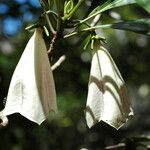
[[85, 43, 133, 129], [2, 28, 57, 125]]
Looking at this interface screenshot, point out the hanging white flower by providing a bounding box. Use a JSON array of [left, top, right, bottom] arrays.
[[85, 42, 133, 129], [1, 28, 57, 125]]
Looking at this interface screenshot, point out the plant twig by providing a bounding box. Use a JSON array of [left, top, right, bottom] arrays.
[[51, 55, 66, 71], [48, 0, 50, 6], [47, 16, 61, 54], [47, 33, 57, 54], [105, 143, 125, 149], [64, 24, 111, 38], [41, 0, 56, 35], [45, 13, 56, 35], [47, 0, 62, 55], [42, 10, 58, 18]]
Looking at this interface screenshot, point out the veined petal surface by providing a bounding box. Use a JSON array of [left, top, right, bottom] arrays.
[[2, 28, 57, 125], [85, 43, 133, 129]]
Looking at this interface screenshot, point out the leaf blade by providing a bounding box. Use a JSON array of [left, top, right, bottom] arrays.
[[89, 0, 136, 16], [111, 19, 150, 35], [81, 0, 136, 23], [135, 0, 150, 13]]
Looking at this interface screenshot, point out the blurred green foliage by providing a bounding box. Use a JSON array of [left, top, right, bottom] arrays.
[[0, 0, 150, 150]]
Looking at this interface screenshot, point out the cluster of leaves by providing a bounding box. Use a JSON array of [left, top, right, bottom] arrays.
[[24, 0, 150, 53], [30, 0, 150, 37], [83, 0, 150, 35]]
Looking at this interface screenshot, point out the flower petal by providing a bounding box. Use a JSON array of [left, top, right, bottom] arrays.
[[2, 28, 57, 125], [85, 43, 133, 129]]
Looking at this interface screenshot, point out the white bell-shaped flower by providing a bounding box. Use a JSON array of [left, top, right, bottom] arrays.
[[2, 28, 57, 125], [85, 42, 133, 129]]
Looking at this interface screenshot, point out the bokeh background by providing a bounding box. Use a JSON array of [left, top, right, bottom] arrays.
[[0, 0, 150, 150]]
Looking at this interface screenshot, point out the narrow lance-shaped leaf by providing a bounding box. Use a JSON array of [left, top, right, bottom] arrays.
[[1, 28, 57, 125], [80, 19, 150, 36], [90, 0, 136, 15], [81, 0, 135, 23], [85, 42, 133, 129], [135, 0, 150, 13], [111, 19, 150, 35]]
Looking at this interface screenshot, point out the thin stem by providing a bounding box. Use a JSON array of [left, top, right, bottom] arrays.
[[105, 143, 125, 149], [64, 24, 112, 38], [80, 11, 102, 24], [48, 0, 62, 55], [43, 10, 58, 17], [45, 13, 56, 34], [63, 0, 85, 21], [51, 55, 66, 71], [48, 0, 50, 6], [56, 16, 61, 34], [47, 34, 57, 54], [83, 24, 111, 31], [40, 0, 56, 34]]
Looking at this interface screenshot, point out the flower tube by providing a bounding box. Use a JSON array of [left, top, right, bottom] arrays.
[[1, 28, 57, 125], [85, 42, 133, 129]]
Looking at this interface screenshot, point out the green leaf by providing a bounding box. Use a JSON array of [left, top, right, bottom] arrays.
[[89, 0, 136, 16], [43, 26, 49, 36], [83, 34, 92, 50], [81, 0, 136, 23], [111, 19, 150, 35], [64, 0, 74, 16], [25, 23, 40, 30], [64, 19, 150, 38], [135, 0, 150, 13]]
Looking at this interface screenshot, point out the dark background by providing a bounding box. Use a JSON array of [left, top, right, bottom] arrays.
[[0, 0, 150, 150]]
